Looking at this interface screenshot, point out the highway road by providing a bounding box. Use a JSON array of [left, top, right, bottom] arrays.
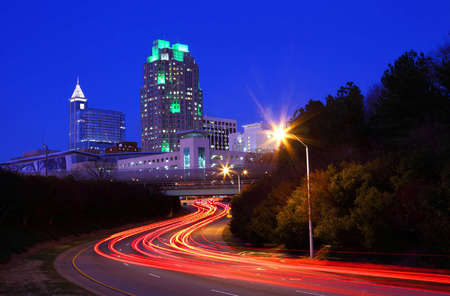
[[56, 200, 450, 296]]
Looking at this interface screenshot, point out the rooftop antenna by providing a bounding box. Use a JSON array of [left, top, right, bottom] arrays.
[[77, 75, 80, 85]]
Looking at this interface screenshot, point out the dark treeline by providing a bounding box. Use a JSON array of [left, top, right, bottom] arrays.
[[231, 45, 450, 259], [0, 170, 180, 262]]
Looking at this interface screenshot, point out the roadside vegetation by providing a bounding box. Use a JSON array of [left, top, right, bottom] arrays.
[[0, 236, 96, 295], [0, 171, 180, 263], [231, 44, 450, 262]]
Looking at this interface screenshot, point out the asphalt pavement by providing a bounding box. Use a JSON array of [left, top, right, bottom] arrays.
[[55, 202, 450, 296]]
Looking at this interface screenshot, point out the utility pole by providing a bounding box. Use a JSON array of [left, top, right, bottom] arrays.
[[42, 144, 48, 177]]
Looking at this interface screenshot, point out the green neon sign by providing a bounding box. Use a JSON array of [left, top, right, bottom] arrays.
[[152, 46, 159, 56], [162, 139, 170, 152], [157, 71, 165, 84], [170, 101, 181, 113], [173, 50, 184, 62], [197, 108, 202, 116], [148, 40, 189, 63], [148, 40, 169, 63], [148, 54, 158, 63], [172, 43, 189, 52], [156, 40, 170, 49]]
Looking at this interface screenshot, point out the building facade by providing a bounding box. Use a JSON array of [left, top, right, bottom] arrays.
[[1, 149, 153, 177], [68, 80, 126, 153], [140, 39, 203, 153], [229, 122, 276, 153], [202, 116, 237, 150], [106, 142, 140, 153], [2, 150, 100, 176], [118, 130, 246, 173], [78, 108, 125, 153]]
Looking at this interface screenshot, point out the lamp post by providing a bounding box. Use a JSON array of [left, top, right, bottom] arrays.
[[220, 166, 248, 193], [237, 171, 240, 193], [42, 144, 48, 177], [293, 135, 313, 259], [272, 126, 314, 259], [237, 169, 248, 193]]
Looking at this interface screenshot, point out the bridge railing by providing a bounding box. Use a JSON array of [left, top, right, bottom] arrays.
[[109, 166, 271, 184], [157, 178, 259, 190]]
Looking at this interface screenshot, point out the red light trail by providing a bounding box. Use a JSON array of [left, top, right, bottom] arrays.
[[94, 200, 450, 295]]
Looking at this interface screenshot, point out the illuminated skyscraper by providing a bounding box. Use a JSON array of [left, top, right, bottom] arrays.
[[68, 80, 126, 153], [140, 39, 203, 152], [69, 78, 88, 150], [78, 108, 125, 153]]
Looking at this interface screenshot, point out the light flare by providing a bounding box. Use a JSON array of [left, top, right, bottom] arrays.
[[93, 200, 450, 295]]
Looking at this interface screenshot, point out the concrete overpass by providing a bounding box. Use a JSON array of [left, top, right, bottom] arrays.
[[162, 185, 239, 197]]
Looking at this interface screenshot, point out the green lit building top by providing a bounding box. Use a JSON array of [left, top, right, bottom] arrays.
[[140, 39, 203, 152]]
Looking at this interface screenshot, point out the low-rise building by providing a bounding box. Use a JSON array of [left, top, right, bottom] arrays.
[[1, 130, 247, 180], [0, 150, 154, 177], [202, 116, 237, 150], [12, 149, 61, 160], [118, 130, 246, 172], [229, 122, 276, 153], [106, 142, 140, 153]]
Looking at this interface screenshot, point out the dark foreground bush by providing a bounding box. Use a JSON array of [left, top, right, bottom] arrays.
[[0, 170, 180, 262], [276, 154, 450, 254]]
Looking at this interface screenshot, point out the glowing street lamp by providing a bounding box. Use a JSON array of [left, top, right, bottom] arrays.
[[273, 126, 287, 145], [221, 165, 230, 177], [220, 165, 248, 193], [238, 169, 249, 193], [271, 124, 314, 259]]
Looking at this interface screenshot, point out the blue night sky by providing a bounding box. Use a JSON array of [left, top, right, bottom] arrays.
[[1, 1, 449, 161]]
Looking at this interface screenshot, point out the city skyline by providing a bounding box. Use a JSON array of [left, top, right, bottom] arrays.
[[1, 1, 450, 161], [68, 80, 126, 153], [1, 2, 449, 295]]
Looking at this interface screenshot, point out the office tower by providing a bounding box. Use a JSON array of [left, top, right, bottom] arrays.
[[69, 79, 88, 150], [140, 39, 203, 152], [68, 80, 126, 153], [78, 108, 126, 153], [202, 116, 237, 150]]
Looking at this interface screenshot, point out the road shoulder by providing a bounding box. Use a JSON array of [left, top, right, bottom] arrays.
[[0, 216, 182, 296]]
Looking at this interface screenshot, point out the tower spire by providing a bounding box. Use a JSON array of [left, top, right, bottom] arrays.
[[71, 78, 86, 99]]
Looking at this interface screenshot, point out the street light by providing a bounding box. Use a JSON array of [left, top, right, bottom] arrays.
[[272, 125, 314, 259], [221, 165, 230, 176], [220, 165, 248, 193], [238, 169, 248, 193]]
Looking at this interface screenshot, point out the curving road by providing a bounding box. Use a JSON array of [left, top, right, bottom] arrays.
[[56, 200, 450, 296]]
